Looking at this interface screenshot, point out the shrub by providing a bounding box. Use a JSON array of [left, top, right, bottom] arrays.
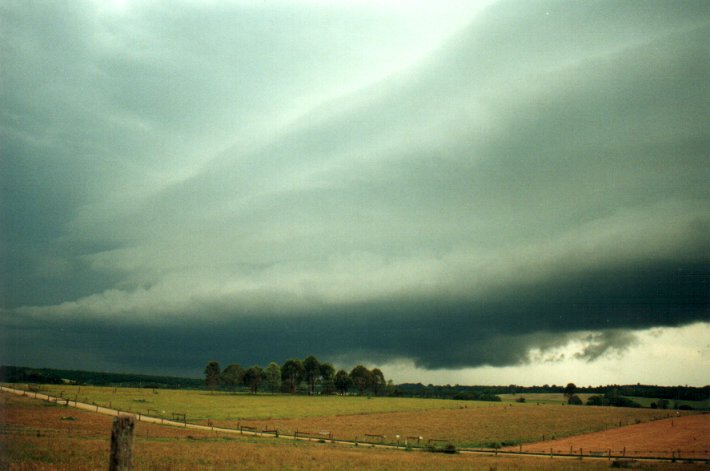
[[567, 395, 583, 405]]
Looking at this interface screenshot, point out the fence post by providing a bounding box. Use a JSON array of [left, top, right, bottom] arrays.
[[109, 415, 135, 471]]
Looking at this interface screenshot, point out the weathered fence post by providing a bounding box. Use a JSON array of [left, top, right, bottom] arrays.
[[109, 415, 135, 471]]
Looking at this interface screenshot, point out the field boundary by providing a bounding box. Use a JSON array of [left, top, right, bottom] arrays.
[[2, 385, 707, 464]]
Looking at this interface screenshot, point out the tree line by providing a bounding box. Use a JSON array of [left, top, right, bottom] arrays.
[[203, 355, 388, 395], [0, 365, 203, 389], [393, 382, 710, 404]]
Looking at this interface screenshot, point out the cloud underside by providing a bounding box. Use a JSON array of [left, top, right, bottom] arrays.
[[1, 0, 709, 374], [8, 256, 708, 370]]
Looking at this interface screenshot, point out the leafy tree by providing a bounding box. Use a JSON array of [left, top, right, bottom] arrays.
[[221, 364, 244, 392], [349, 365, 372, 395], [265, 362, 281, 393], [204, 361, 221, 390], [334, 369, 352, 395], [586, 392, 641, 408], [586, 395, 606, 406], [243, 365, 264, 394], [281, 359, 305, 394], [386, 379, 396, 396], [563, 383, 577, 400], [319, 363, 335, 395], [303, 355, 321, 395], [370, 368, 386, 395]]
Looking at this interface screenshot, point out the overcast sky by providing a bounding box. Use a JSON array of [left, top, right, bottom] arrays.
[[1, 0, 708, 386]]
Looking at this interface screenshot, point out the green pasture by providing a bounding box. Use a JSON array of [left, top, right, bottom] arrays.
[[22, 384, 487, 421]]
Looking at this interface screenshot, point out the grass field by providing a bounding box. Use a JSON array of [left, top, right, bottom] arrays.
[[497, 393, 596, 405], [1, 392, 700, 470], [18, 384, 481, 420], [6, 385, 692, 448], [234, 403, 683, 448]]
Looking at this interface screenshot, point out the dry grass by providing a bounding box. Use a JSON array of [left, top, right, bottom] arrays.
[[2, 390, 703, 470], [20, 384, 683, 448], [234, 403, 681, 448]]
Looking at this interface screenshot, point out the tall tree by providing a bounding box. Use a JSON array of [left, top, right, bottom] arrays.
[[265, 362, 281, 393], [319, 362, 336, 395], [564, 383, 577, 401], [303, 355, 321, 395], [281, 359, 305, 394], [349, 365, 372, 395], [204, 361, 221, 390], [334, 369, 352, 395], [370, 368, 386, 395], [243, 365, 264, 394], [220, 364, 244, 392]]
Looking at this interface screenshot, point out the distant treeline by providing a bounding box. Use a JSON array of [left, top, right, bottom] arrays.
[[0, 365, 203, 389], [392, 383, 710, 402], [2, 365, 707, 404]]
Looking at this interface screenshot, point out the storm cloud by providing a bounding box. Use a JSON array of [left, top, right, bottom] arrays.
[[1, 0, 708, 379]]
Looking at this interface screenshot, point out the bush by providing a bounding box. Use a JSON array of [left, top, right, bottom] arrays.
[[586, 393, 641, 408], [567, 395, 583, 405], [426, 443, 457, 454], [587, 395, 606, 406]]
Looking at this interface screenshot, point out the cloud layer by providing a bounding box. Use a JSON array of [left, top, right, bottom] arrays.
[[2, 0, 708, 379]]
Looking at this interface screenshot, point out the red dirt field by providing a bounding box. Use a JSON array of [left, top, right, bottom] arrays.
[[504, 413, 710, 460]]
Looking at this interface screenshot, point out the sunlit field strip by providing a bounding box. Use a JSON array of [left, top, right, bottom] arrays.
[[29, 384, 481, 420]]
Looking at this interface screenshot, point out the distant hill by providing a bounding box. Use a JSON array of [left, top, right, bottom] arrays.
[[0, 365, 203, 389]]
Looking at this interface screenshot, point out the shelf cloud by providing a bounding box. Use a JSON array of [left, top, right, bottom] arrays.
[[2, 0, 708, 382]]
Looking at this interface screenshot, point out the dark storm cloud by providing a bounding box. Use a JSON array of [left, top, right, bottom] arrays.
[[3, 257, 706, 374], [1, 0, 708, 376]]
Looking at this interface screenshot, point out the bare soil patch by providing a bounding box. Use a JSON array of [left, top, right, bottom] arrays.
[[505, 413, 710, 459]]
